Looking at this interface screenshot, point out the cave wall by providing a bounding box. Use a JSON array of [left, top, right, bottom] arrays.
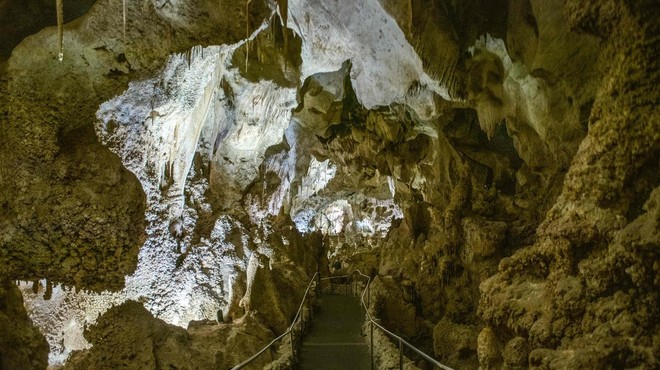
[[0, 0, 657, 368], [1, 0, 309, 366], [0, 0, 273, 292], [479, 1, 659, 367], [367, 0, 658, 369], [0, 278, 49, 370]]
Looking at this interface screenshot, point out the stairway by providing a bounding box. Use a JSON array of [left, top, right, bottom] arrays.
[[300, 294, 371, 370]]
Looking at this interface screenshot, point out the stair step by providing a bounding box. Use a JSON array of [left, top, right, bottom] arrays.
[[300, 294, 370, 370]]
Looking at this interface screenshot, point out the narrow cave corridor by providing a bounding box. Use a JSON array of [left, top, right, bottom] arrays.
[[0, 0, 658, 369]]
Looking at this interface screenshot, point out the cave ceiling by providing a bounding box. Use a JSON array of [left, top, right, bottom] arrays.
[[0, 0, 657, 369]]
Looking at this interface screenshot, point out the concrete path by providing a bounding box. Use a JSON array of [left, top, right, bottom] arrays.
[[300, 294, 371, 370]]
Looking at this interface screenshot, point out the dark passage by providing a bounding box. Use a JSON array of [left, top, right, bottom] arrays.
[[300, 294, 371, 370]]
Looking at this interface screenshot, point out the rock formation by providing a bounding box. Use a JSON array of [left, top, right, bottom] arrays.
[[0, 0, 657, 369]]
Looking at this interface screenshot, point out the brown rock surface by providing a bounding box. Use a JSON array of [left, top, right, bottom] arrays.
[[479, 0, 659, 368], [0, 278, 49, 370], [0, 0, 657, 369], [63, 300, 279, 370]]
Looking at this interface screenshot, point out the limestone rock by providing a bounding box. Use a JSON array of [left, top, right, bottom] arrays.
[[433, 317, 478, 369], [0, 0, 656, 369], [479, 1, 660, 367], [477, 327, 502, 370], [462, 217, 508, 261], [503, 336, 529, 369], [0, 279, 48, 370], [371, 276, 418, 339], [64, 300, 279, 370]]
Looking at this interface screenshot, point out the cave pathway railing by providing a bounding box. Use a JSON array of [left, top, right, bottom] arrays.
[[230, 271, 320, 370], [348, 270, 455, 370], [231, 270, 454, 370]]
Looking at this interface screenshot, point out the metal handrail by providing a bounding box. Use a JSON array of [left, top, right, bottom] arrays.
[[353, 270, 455, 370], [320, 274, 352, 280], [231, 269, 454, 370], [230, 271, 319, 370]]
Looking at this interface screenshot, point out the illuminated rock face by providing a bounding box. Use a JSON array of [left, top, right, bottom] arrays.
[[1, 0, 658, 369]]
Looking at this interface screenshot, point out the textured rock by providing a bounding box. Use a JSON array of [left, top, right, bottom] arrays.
[[1, 0, 274, 291], [0, 0, 657, 369], [1, 128, 146, 291], [477, 327, 502, 370], [371, 276, 418, 339], [63, 300, 280, 370], [0, 279, 49, 370], [479, 0, 660, 368], [64, 301, 196, 370], [502, 336, 530, 369], [433, 318, 478, 368]]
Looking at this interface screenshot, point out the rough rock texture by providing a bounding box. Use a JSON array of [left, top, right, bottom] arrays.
[[1, 126, 145, 291], [0, 278, 49, 370], [0, 0, 273, 291], [0, 0, 657, 368], [0, 0, 96, 57], [63, 300, 278, 370], [478, 0, 659, 368]]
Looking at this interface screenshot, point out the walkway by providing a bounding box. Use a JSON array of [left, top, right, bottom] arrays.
[[300, 294, 371, 370]]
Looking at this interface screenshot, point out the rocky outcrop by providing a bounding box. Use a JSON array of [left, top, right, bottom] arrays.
[[63, 300, 279, 370], [0, 0, 657, 369], [0, 278, 49, 370], [0, 0, 273, 291], [479, 0, 659, 368]]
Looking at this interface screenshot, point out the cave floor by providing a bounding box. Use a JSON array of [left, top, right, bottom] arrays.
[[300, 294, 371, 369]]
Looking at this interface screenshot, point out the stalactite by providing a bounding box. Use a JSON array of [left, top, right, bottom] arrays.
[[269, 19, 274, 41], [245, 0, 252, 72], [43, 280, 53, 300], [476, 100, 504, 140], [412, 6, 464, 100], [122, 0, 126, 43], [262, 179, 266, 208], [278, 0, 288, 70], [56, 0, 64, 62], [256, 38, 262, 63]]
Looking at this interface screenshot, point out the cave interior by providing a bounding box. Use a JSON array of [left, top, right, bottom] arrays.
[[0, 0, 658, 369]]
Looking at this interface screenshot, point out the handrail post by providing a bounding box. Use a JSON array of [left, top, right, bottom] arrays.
[[231, 272, 328, 370], [290, 329, 295, 363], [399, 338, 403, 370], [367, 280, 371, 308], [370, 321, 374, 370], [310, 298, 314, 321]]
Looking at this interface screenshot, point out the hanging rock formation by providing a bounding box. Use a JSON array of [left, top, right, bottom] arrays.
[[0, 0, 657, 369]]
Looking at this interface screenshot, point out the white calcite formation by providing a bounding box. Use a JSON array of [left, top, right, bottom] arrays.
[[16, 0, 438, 365], [3, 0, 656, 369]]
